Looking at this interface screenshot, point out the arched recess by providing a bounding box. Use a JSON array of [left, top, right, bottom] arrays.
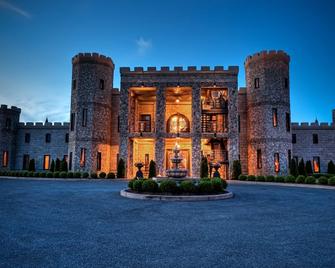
[[167, 113, 190, 133]]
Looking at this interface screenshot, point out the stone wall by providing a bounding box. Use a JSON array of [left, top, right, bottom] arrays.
[[238, 88, 248, 174]]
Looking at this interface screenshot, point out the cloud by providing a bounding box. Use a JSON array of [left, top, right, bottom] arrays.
[[0, 0, 31, 18], [136, 37, 152, 55]]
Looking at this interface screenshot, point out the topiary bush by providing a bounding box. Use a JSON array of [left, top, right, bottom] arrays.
[[148, 160, 156, 179], [328, 177, 335, 186], [298, 158, 307, 176], [128, 179, 136, 190], [265, 175, 275, 182], [285, 175, 296, 183], [275, 176, 285, 183], [200, 156, 209, 179], [247, 175, 256, 181], [256, 176, 265, 182], [180, 181, 197, 194], [295, 175, 305, 184], [327, 160, 335, 174], [318, 176, 328, 185], [46, 172, 53, 178], [289, 159, 298, 177], [90, 172, 97, 179], [305, 176, 316, 184], [159, 180, 178, 194], [73, 172, 82, 178], [133, 179, 144, 192], [82, 172, 89, 178], [117, 158, 126, 178], [231, 160, 242, 180], [305, 160, 313, 176], [23, 171, 29, 177], [28, 171, 34, 177], [99, 172, 106, 179], [53, 172, 60, 178], [211, 178, 224, 192], [198, 180, 214, 194], [107, 172, 116, 179], [238, 174, 247, 181], [67, 172, 74, 178], [142, 179, 158, 193], [39, 172, 46, 178], [59, 171, 67, 178]]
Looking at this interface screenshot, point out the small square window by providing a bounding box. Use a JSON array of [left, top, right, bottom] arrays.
[[65, 133, 69, 143], [45, 133, 51, 143], [286, 113, 290, 132], [72, 79, 76, 90], [99, 79, 105, 90], [284, 78, 289, 89], [254, 78, 260, 89], [292, 134, 297, 144], [70, 113, 75, 131], [313, 134, 318, 144]]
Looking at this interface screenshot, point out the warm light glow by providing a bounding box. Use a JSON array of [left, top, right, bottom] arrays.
[[176, 98, 180, 103], [43, 155, 50, 170], [274, 153, 280, 173]]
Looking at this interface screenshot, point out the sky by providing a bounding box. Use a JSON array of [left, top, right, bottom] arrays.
[[0, 0, 334, 123]]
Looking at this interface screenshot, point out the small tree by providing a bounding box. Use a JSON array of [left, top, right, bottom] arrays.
[[60, 158, 68, 172], [148, 160, 156, 179], [328, 160, 335, 174], [232, 160, 242, 180], [50, 159, 55, 172], [289, 159, 298, 177], [55, 158, 61, 172], [305, 160, 313, 175], [117, 158, 126, 178], [298, 158, 306, 176], [200, 156, 209, 178], [28, 159, 35, 172]]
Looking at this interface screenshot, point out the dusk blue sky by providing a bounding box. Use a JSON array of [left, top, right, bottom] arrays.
[[0, 0, 334, 123]]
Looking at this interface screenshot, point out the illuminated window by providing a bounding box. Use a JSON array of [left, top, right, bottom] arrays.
[[99, 79, 105, 90], [292, 134, 297, 144], [45, 133, 51, 143], [72, 79, 76, 90], [43, 155, 50, 170], [70, 113, 75, 131], [274, 153, 280, 173], [254, 78, 260, 89], [5, 118, 11, 129], [80, 148, 86, 167], [69, 152, 73, 171], [286, 113, 290, 132], [2, 151, 8, 167], [139, 114, 151, 132], [257, 149, 262, 169], [313, 134, 318, 144], [97, 152, 102, 171], [25, 133, 30, 143], [167, 114, 190, 133], [65, 133, 69, 143], [23, 154, 30, 170], [284, 78, 289, 89], [272, 108, 278, 127], [313, 156, 320, 173], [82, 108, 87, 127]]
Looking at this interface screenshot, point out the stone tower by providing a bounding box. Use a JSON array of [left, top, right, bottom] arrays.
[[245, 50, 292, 176], [68, 53, 114, 172], [0, 105, 21, 170]]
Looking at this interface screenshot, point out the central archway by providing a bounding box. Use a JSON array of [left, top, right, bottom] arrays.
[[167, 113, 190, 133]]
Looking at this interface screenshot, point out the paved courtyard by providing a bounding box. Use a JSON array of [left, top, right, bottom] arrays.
[[0, 178, 334, 268]]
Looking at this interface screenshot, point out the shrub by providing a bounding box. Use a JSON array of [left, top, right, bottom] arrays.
[[46, 172, 53, 178], [180, 181, 197, 194], [298, 159, 307, 176], [90, 172, 97, 179], [23, 171, 29, 177], [247, 175, 256, 181], [318, 176, 328, 185], [39, 172, 45, 178], [305, 160, 313, 175], [221, 179, 228, 189], [238, 175, 247, 181], [128, 179, 136, 190], [60, 158, 68, 172], [232, 160, 242, 180], [82, 172, 89, 178], [313, 173, 328, 179], [107, 172, 116, 179], [28, 159, 35, 172], [148, 160, 156, 179], [295, 175, 305, 184], [285, 175, 296, 183], [256, 176, 265, 182], [67, 172, 74, 178], [212, 178, 224, 192], [117, 158, 126, 178], [200, 177, 211, 182], [275, 176, 285, 183], [59, 171, 67, 178], [142, 179, 158, 193], [328, 161, 335, 174], [305, 176, 316, 184], [55, 158, 61, 172], [200, 157, 209, 179], [50, 160, 55, 172], [265, 175, 275, 182], [198, 181, 213, 194], [73, 172, 82, 178], [289, 159, 298, 177], [328, 177, 335, 186], [28, 171, 34, 177], [133, 179, 144, 192], [159, 180, 178, 194], [53, 172, 60, 178], [99, 172, 106, 179]]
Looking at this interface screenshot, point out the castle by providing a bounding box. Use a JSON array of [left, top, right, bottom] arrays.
[[1, 50, 334, 178]]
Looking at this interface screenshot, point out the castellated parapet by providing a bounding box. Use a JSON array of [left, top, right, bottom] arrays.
[[245, 50, 292, 176]]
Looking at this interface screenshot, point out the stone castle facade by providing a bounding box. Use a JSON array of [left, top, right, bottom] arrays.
[[1, 50, 334, 178]]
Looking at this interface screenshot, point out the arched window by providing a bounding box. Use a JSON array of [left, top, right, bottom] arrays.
[[167, 114, 190, 133]]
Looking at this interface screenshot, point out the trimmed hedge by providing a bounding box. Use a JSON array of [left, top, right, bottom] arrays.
[[256, 176, 265, 182], [238, 175, 247, 181], [275, 176, 285, 183], [99, 172, 106, 179], [212, 178, 224, 192], [159, 180, 178, 194], [285, 175, 296, 183], [198, 180, 213, 194], [295, 175, 305, 184], [142, 179, 158, 193], [128, 179, 136, 190], [73, 172, 82, 178], [318, 176, 328, 185], [90, 172, 97, 179], [107, 172, 116, 179], [328, 177, 335, 186], [265, 175, 275, 182], [305, 176, 316, 184], [247, 175, 256, 181], [180, 181, 197, 194], [59, 171, 67, 178], [82, 172, 89, 178], [133, 179, 144, 192]]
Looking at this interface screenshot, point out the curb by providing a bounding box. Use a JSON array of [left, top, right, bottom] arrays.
[[229, 180, 335, 190], [120, 189, 234, 201]]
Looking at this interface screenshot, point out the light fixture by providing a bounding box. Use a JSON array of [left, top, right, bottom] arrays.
[[176, 98, 180, 103]]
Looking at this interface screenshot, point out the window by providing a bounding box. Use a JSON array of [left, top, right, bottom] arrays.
[[25, 133, 30, 143], [2, 151, 8, 167], [5, 118, 11, 129], [167, 114, 190, 133], [238, 115, 241, 133], [288, 150, 291, 166], [70, 113, 75, 131], [69, 152, 73, 171], [82, 108, 87, 127], [313, 134, 318, 144], [257, 149, 262, 169], [284, 78, 289, 89], [286, 113, 290, 132], [272, 108, 278, 127], [80, 148, 86, 167], [274, 153, 280, 173], [99, 79, 105, 90], [292, 134, 297, 144], [139, 114, 151, 132], [97, 152, 102, 171], [45, 133, 51, 143], [313, 157, 320, 173], [65, 133, 69, 143], [72, 79, 76, 90], [254, 78, 260, 89], [43, 155, 50, 170], [23, 154, 30, 170], [117, 116, 120, 132]]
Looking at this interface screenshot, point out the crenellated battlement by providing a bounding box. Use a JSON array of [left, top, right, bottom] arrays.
[[120, 65, 239, 74], [244, 50, 290, 67], [18, 122, 70, 128], [292, 121, 335, 130], [0, 104, 21, 113], [72, 52, 114, 67]]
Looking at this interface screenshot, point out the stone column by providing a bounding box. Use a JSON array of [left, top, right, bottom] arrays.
[[155, 83, 166, 176], [119, 83, 129, 177], [192, 83, 202, 177]]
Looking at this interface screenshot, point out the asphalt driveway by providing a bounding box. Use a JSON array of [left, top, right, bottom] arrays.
[[0, 178, 334, 267]]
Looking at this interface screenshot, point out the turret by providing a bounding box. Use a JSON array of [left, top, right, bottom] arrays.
[[68, 53, 114, 172], [245, 50, 291, 176]]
